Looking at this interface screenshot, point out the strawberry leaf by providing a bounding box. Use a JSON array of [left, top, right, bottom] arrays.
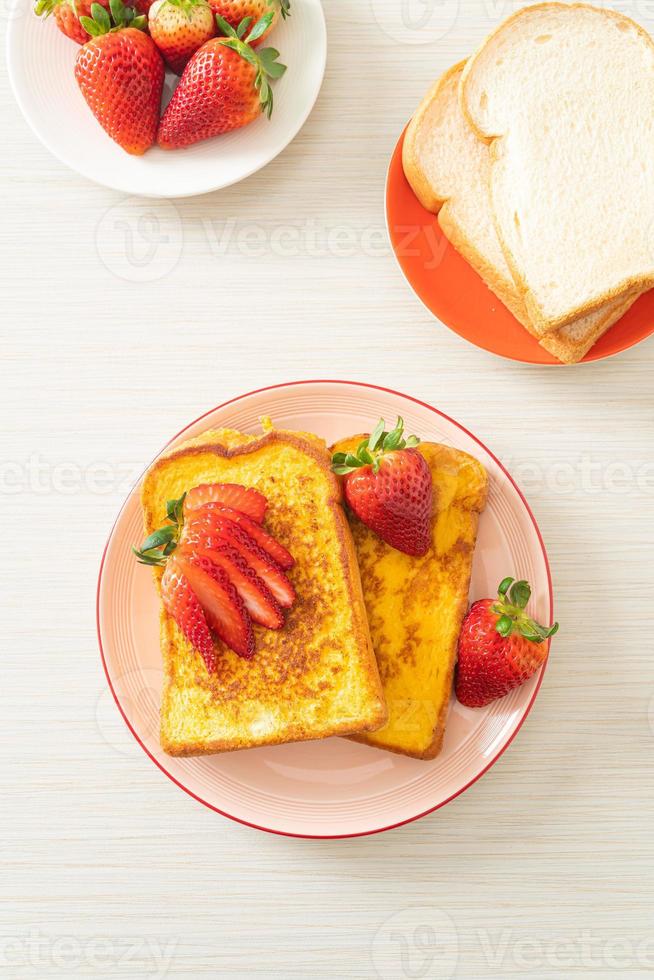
[[79, 14, 101, 33], [495, 614, 513, 637], [139, 526, 177, 552], [258, 47, 286, 78], [492, 575, 559, 643], [382, 419, 404, 451], [166, 492, 186, 525], [245, 9, 273, 42], [215, 12, 237, 36], [236, 14, 252, 37], [91, 1, 110, 29], [509, 579, 531, 609], [279, 0, 290, 17], [368, 418, 385, 452]]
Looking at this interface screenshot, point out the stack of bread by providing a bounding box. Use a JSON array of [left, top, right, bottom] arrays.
[[402, 3, 654, 363]]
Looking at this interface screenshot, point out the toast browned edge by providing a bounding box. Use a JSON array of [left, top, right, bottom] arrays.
[[333, 437, 488, 761], [142, 429, 388, 756], [402, 60, 526, 323]]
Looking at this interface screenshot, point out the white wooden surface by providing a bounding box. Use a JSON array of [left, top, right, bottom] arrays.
[[2, 1, 654, 977]]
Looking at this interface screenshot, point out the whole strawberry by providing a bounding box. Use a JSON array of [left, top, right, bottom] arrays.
[[332, 417, 433, 557], [456, 577, 558, 707], [34, 0, 110, 44], [75, 0, 164, 155], [157, 12, 286, 149], [211, 0, 289, 46], [149, 0, 215, 74]]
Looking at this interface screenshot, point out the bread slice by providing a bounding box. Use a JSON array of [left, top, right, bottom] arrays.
[[331, 436, 488, 760], [402, 60, 639, 362], [141, 426, 387, 756], [461, 3, 654, 333]]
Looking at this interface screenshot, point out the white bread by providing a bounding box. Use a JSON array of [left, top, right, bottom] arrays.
[[402, 60, 638, 363], [461, 3, 654, 333]]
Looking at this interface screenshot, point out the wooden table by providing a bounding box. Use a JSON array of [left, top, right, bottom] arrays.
[[2, 0, 653, 976]]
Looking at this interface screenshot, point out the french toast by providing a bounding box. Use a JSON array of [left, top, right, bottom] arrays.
[[141, 425, 387, 756], [331, 436, 488, 759]]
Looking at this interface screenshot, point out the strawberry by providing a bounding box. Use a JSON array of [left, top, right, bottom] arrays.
[[456, 577, 559, 708], [34, 0, 110, 44], [332, 417, 433, 557], [75, 0, 164, 156], [210, 0, 289, 46], [191, 503, 294, 569], [133, 487, 295, 667], [157, 12, 286, 149], [184, 482, 267, 523], [187, 542, 284, 629], [179, 553, 255, 659], [161, 556, 217, 672], [184, 513, 295, 608], [148, 0, 215, 74]]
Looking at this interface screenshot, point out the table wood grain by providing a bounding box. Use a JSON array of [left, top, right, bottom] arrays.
[[2, 1, 654, 976]]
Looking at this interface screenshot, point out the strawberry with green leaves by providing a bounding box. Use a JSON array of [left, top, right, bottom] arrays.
[[456, 577, 559, 707], [75, 0, 164, 155], [332, 417, 433, 557], [34, 0, 110, 44], [148, 0, 215, 74], [211, 0, 289, 46], [157, 12, 286, 149], [134, 484, 295, 665]]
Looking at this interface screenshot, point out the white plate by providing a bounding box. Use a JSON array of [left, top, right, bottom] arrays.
[[6, 0, 326, 197]]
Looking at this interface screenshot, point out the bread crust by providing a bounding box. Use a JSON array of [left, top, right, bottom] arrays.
[[460, 3, 654, 332]]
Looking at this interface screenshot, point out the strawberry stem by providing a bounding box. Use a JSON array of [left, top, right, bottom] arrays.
[[491, 577, 559, 643], [331, 417, 421, 476], [133, 493, 185, 566], [80, 0, 145, 35], [216, 12, 286, 117]]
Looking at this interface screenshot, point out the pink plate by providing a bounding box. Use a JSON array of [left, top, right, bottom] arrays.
[[97, 380, 553, 837]]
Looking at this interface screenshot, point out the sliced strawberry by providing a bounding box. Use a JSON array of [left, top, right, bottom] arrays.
[[186, 542, 284, 629], [178, 553, 255, 659], [161, 557, 217, 672], [184, 483, 267, 523], [184, 515, 295, 609], [192, 503, 294, 570]]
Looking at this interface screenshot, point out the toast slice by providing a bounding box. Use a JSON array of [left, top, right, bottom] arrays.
[[461, 3, 654, 333], [402, 60, 639, 362], [141, 425, 387, 756], [331, 436, 488, 760]]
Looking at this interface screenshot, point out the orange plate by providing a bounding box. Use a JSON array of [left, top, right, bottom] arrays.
[[386, 127, 654, 365]]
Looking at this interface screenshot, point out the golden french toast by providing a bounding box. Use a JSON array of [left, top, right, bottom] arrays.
[[331, 437, 488, 759], [141, 426, 387, 756]]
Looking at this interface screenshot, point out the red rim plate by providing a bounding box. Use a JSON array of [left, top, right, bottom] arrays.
[[97, 380, 554, 838]]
